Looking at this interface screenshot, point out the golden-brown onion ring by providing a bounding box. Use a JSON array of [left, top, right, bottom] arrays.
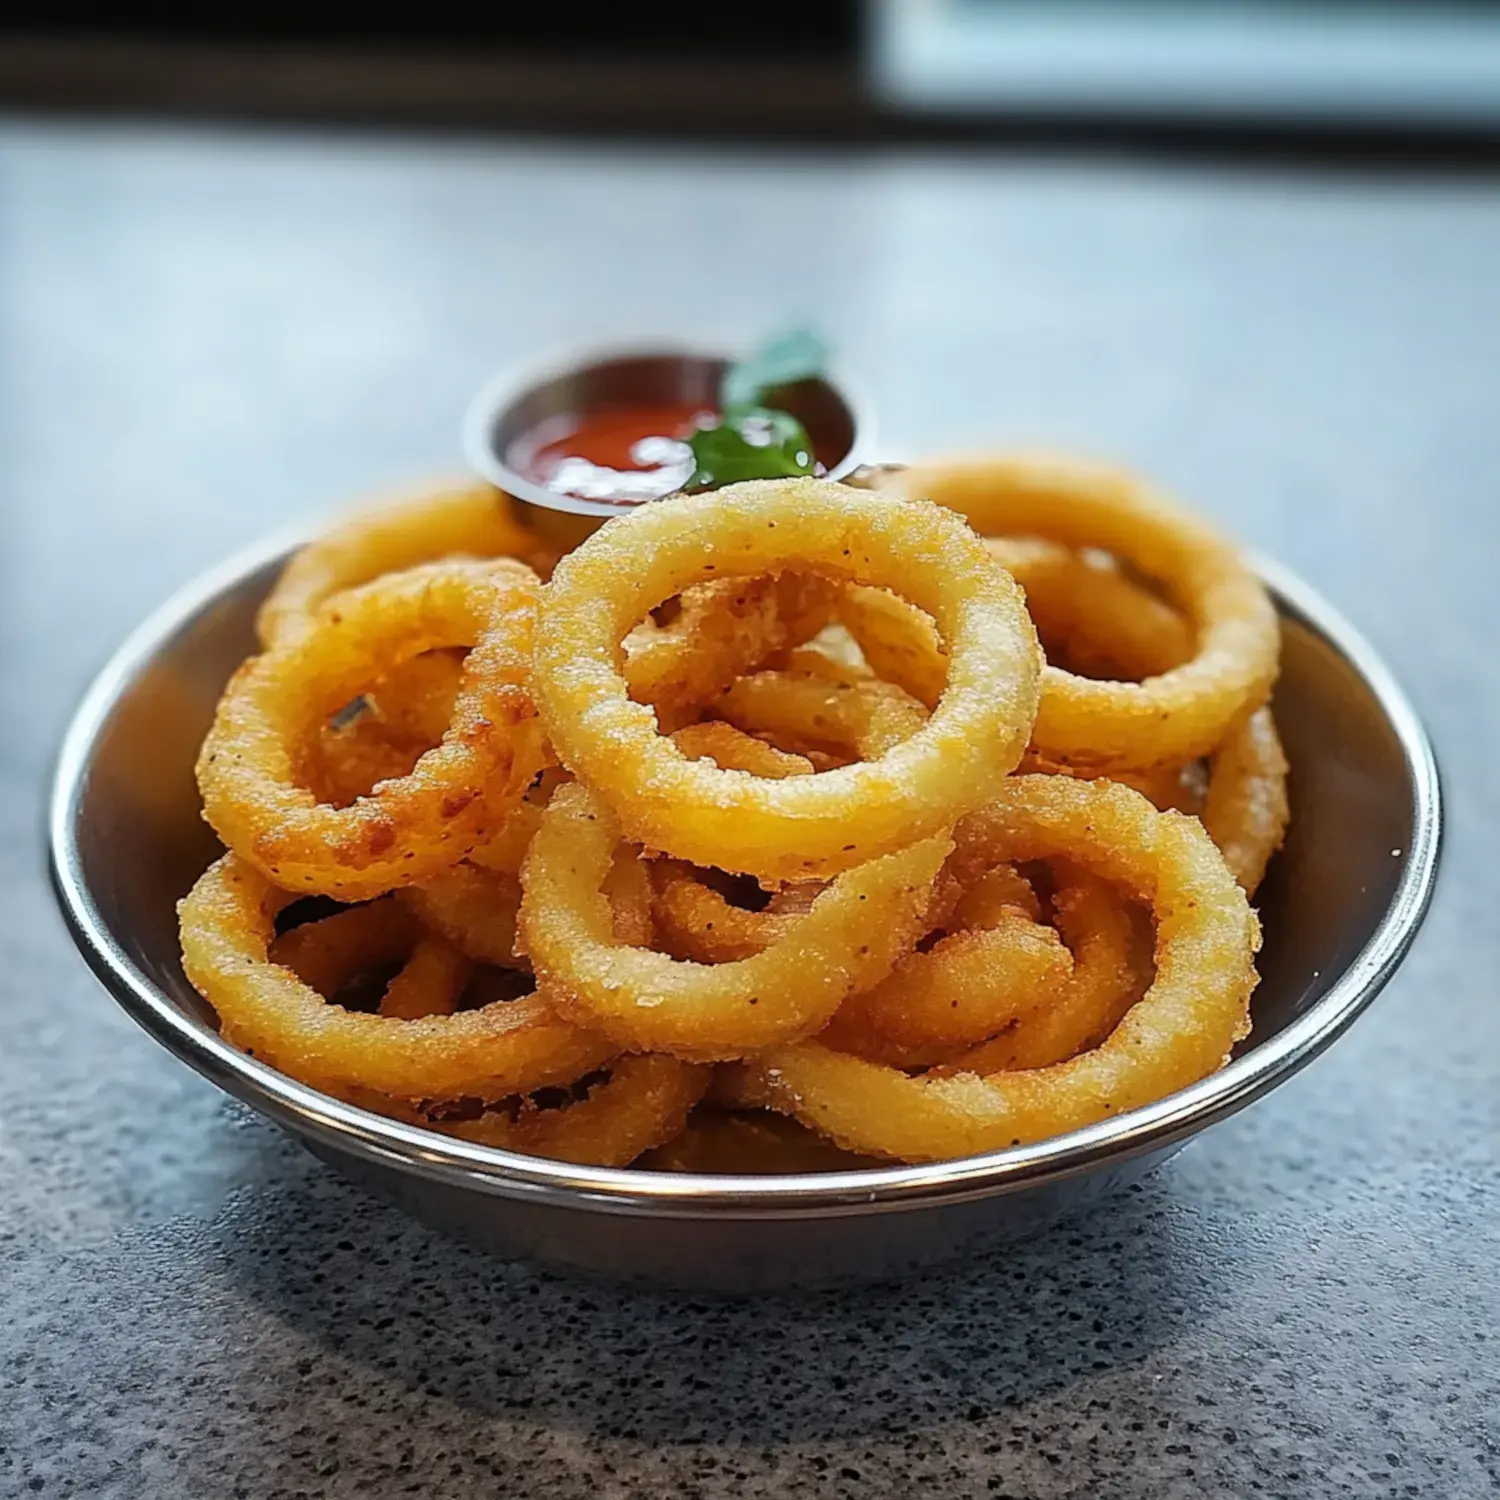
[[400, 864, 525, 969], [834, 586, 948, 711], [180, 855, 616, 1100], [405, 825, 653, 967], [466, 799, 547, 876], [532, 478, 1041, 882], [836, 540, 1191, 711], [1201, 705, 1290, 896], [307, 650, 468, 807], [519, 781, 951, 1059], [647, 861, 821, 965], [1022, 708, 1287, 894], [737, 776, 1258, 1161], [622, 574, 836, 726], [599, 847, 657, 950], [406, 1055, 710, 1167], [199, 560, 547, 899], [268, 905, 472, 1023], [817, 907, 1074, 1068], [269, 902, 474, 1025], [257, 480, 544, 649], [987, 538, 1193, 682], [950, 862, 1043, 927], [669, 720, 814, 779], [866, 456, 1278, 769], [713, 669, 928, 763], [942, 872, 1151, 1075], [376, 935, 473, 1021], [267, 897, 421, 996]]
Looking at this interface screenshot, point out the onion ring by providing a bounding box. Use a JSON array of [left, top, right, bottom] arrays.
[[466, 798, 548, 876], [400, 865, 525, 968], [669, 720, 814, 779], [712, 669, 928, 764], [405, 823, 653, 966], [833, 585, 948, 712], [269, 902, 473, 1021], [199, 560, 547, 899], [399, 1055, 710, 1167], [941, 872, 1152, 1075], [987, 538, 1193, 682], [864, 456, 1278, 769], [532, 478, 1041, 881], [267, 897, 421, 997], [647, 861, 820, 965], [817, 907, 1074, 1068], [518, 781, 951, 1059], [1022, 708, 1287, 895], [376, 935, 473, 1021], [736, 776, 1259, 1161], [950, 862, 1043, 927], [180, 855, 616, 1100], [1201, 705, 1290, 896], [840, 537, 1194, 711], [307, 649, 468, 807], [257, 479, 545, 649], [623, 574, 835, 725], [598, 848, 658, 950], [270, 907, 472, 1023]]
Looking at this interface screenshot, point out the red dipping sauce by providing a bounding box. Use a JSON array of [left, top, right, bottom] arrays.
[[506, 402, 713, 506]]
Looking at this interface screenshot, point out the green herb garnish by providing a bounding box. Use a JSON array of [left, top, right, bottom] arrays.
[[685, 328, 827, 491], [685, 405, 816, 491]]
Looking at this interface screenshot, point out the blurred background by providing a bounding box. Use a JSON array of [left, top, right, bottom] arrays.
[[4, 3, 1500, 141]]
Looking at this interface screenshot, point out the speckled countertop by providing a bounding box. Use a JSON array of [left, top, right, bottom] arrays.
[[2, 123, 1496, 1499]]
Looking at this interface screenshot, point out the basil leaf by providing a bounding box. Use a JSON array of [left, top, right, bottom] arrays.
[[720, 327, 828, 409], [685, 405, 817, 491]]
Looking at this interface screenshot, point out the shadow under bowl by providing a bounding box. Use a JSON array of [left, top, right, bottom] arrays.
[[48, 531, 1440, 1291]]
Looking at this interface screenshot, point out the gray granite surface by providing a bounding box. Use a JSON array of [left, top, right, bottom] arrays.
[[1, 121, 1497, 1499]]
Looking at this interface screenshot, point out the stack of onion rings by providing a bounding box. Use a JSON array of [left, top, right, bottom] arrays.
[[728, 776, 1258, 1161], [180, 454, 1283, 1170], [518, 782, 952, 1058]]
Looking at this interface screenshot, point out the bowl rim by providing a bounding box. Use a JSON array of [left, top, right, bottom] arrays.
[[461, 339, 877, 518], [47, 521, 1442, 1221]]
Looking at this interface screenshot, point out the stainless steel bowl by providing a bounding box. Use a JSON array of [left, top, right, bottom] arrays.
[[48, 530, 1440, 1291], [463, 345, 873, 551]]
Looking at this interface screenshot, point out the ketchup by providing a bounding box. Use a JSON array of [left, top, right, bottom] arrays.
[[507, 402, 712, 505]]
